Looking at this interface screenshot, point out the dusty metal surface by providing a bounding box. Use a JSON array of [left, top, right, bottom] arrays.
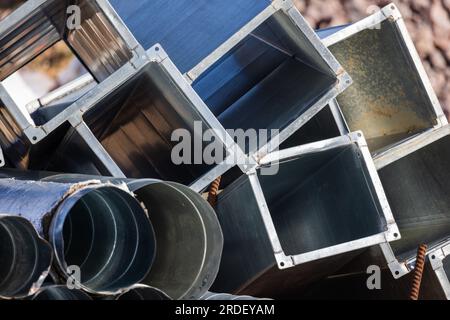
[[327, 18, 442, 153]]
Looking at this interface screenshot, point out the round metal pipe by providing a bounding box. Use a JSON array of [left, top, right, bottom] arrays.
[[0, 178, 156, 295], [112, 284, 171, 300], [31, 286, 92, 300], [200, 292, 269, 300], [0, 215, 52, 299], [47, 175, 223, 300]]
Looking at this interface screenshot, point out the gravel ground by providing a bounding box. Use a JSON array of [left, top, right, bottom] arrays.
[[295, 0, 450, 117]]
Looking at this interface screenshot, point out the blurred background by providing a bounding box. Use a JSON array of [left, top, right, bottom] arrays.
[[0, 0, 449, 116]]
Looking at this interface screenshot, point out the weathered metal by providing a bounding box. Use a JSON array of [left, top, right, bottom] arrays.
[[318, 4, 446, 159], [0, 170, 224, 300], [0, 178, 156, 295]]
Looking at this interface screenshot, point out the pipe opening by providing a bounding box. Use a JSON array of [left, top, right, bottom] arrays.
[[258, 144, 386, 255], [193, 11, 337, 154], [128, 180, 222, 300], [328, 20, 437, 153], [51, 186, 156, 294], [379, 135, 450, 261], [0, 216, 52, 298]]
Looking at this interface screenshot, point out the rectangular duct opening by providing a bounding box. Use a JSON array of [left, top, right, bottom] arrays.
[[0, 0, 134, 165], [193, 11, 337, 154], [68, 61, 228, 185], [379, 135, 450, 261], [0, 0, 132, 82], [329, 20, 438, 154], [258, 144, 387, 255]]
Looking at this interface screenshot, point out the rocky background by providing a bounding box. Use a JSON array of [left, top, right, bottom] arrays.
[[0, 0, 449, 114], [295, 0, 450, 116]]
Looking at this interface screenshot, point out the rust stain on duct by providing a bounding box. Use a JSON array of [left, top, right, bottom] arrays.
[[329, 20, 437, 152]]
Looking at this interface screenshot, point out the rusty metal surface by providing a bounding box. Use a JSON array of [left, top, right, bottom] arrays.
[[329, 20, 438, 153]]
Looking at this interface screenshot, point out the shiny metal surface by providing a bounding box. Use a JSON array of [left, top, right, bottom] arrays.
[[31, 285, 92, 300], [109, 0, 270, 74], [112, 284, 171, 300], [191, 0, 351, 158], [0, 170, 224, 300], [0, 178, 155, 295], [43, 48, 239, 187], [200, 292, 270, 300], [48, 175, 224, 300], [212, 133, 399, 294], [0, 0, 141, 171], [0, 215, 52, 299]]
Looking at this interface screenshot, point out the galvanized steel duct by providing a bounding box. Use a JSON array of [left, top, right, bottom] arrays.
[[0, 178, 156, 295], [0, 170, 223, 300], [0, 215, 52, 299]]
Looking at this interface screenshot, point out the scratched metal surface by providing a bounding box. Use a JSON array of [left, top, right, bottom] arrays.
[[329, 20, 437, 153], [379, 135, 450, 262], [110, 0, 270, 74], [0, 178, 71, 236]]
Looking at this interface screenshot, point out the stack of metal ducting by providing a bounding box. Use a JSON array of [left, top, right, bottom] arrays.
[[0, 0, 448, 301]]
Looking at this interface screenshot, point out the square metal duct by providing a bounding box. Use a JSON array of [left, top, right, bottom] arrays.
[[212, 132, 399, 293], [109, 0, 271, 75], [318, 4, 447, 161], [374, 125, 450, 278], [0, 0, 142, 168], [0, 0, 137, 82], [41, 46, 242, 187], [191, 0, 351, 159]]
